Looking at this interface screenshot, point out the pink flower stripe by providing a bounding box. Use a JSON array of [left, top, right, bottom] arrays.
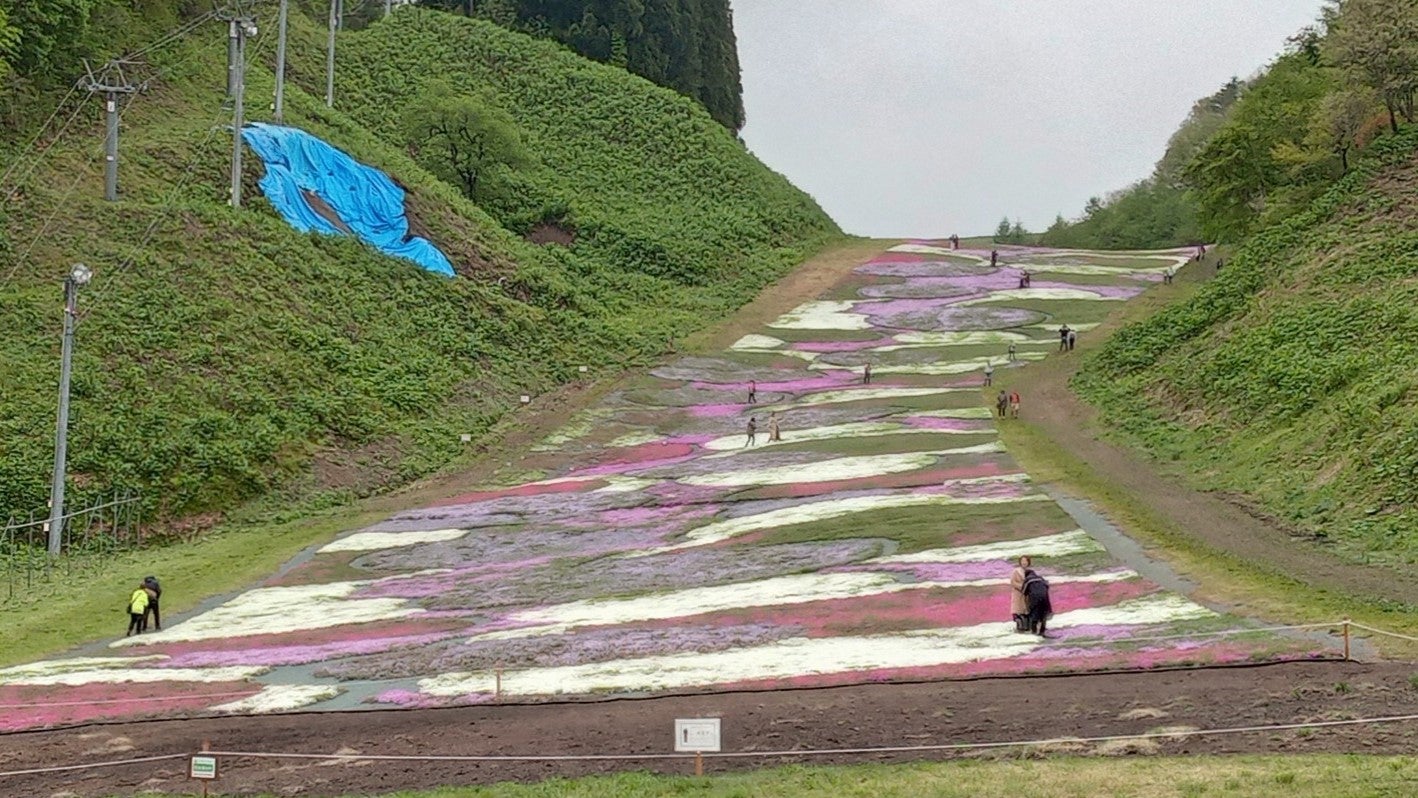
[[0, 680, 262, 732], [432, 477, 608, 508]]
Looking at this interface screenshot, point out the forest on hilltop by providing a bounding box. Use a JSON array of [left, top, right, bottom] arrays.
[[1043, 0, 1417, 250], [415, 0, 745, 129]]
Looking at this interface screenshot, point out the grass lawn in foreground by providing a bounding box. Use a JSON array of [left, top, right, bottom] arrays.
[[217, 755, 1417, 798]]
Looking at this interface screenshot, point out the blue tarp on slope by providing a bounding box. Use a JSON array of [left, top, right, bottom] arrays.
[[241, 123, 456, 277]]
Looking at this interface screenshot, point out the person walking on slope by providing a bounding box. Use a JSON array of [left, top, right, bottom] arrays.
[[990, 250, 999, 268], [1164, 267, 1175, 285], [747, 380, 757, 404], [125, 581, 150, 637], [863, 362, 872, 385], [1007, 342, 1017, 362], [767, 411, 782, 442], [995, 389, 1009, 419], [1058, 324, 1071, 352], [1067, 329, 1077, 352], [1009, 555, 1032, 632], [983, 359, 994, 387], [1009, 389, 1021, 419], [142, 575, 162, 632], [745, 416, 758, 447], [1022, 568, 1053, 637]]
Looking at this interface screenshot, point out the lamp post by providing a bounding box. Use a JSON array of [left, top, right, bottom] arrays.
[[46, 262, 93, 556]]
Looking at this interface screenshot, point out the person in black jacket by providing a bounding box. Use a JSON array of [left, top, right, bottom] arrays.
[[142, 575, 162, 631], [1021, 569, 1052, 637]]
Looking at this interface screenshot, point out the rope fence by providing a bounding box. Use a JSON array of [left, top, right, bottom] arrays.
[[3, 713, 1417, 780]]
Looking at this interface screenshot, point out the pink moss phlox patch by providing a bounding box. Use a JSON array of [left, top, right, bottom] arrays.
[[160, 632, 456, 668], [371, 688, 493, 709], [565, 442, 698, 477], [137, 619, 469, 659], [751, 460, 1014, 499], [432, 477, 608, 508], [0, 680, 262, 732], [691, 372, 854, 394]]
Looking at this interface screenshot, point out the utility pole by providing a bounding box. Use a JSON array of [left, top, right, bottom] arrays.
[[385, 0, 392, 17], [82, 62, 143, 201], [326, 0, 339, 107], [274, 0, 288, 124], [46, 263, 93, 556], [219, 9, 257, 207]]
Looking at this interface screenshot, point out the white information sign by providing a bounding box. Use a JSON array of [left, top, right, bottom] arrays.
[[674, 718, 722, 753], [189, 754, 218, 780]]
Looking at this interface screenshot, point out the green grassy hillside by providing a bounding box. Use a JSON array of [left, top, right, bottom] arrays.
[[0, 6, 838, 525], [1076, 129, 1418, 566]]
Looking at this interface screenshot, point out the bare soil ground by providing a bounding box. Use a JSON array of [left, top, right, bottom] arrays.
[[4, 661, 1415, 796]]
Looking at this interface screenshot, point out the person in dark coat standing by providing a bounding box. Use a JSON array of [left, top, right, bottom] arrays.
[[142, 575, 162, 631], [1022, 569, 1053, 637]]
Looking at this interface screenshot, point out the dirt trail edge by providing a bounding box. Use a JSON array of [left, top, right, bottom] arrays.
[[3, 661, 1416, 797], [1001, 266, 1418, 612]]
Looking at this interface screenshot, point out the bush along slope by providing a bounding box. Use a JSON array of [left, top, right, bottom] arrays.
[[1074, 128, 1418, 566], [0, 10, 837, 527]]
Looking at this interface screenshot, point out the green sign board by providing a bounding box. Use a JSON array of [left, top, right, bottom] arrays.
[[190, 755, 218, 780]]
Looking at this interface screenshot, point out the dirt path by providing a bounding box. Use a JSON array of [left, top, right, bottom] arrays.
[[1000, 263, 1418, 612], [3, 661, 1414, 797]]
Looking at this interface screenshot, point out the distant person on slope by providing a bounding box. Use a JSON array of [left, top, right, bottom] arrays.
[[1022, 568, 1053, 637], [125, 581, 150, 637], [1007, 342, 1018, 362], [142, 575, 162, 632], [747, 380, 757, 404], [1067, 329, 1077, 352], [990, 250, 999, 268], [983, 360, 994, 387], [1010, 555, 1032, 632], [996, 390, 1009, 419], [863, 362, 872, 385], [1023, 271, 1032, 288], [745, 417, 758, 447], [1009, 390, 1021, 419], [768, 411, 782, 442], [1058, 324, 1071, 352]]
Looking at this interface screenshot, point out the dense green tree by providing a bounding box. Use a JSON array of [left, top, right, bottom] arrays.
[[402, 80, 534, 202], [416, 0, 745, 130], [1323, 0, 1418, 132]]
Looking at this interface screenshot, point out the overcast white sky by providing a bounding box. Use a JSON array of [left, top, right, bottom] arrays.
[[732, 0, 1326, 238]]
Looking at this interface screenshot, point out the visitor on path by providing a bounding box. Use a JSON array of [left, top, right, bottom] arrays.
[[1195, 244, 1206, 261], [1164, 267, 1174, 285], [745, 417, 758, 447], [863, 362, 872, 385], [1009, 555, 1032, 632], [1067, 329, 1077, 352], [142, 575, 162, 632], [1058, 324, 1071, 352], [1023, 271, 1032, 287], [1009, 390, 1021, 419], [1022, 568, 1053, 637], [1007, 342, 1017, 362], [995, 390, 1009, 419], [125, 581, 150, 637], [747, 380, 757, 404], [983, 360, 994, 386], [950, 234, 960, 249], [1018, 272, 1027, 289], [768, 411, 781, 442], [990, 250, 999, 268]]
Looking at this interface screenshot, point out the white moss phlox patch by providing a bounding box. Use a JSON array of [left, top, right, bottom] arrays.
[[886, 244, 985, 261], [910, 407, 997, 420], [596, 476, 661, 493], [110, 582, 424, 645], [632, 487, 1045, 555], [730, 334, 787, 350], [319, 528, 467, 553], [768, 386, 968, 409], [0, 665, 267, 687], [0, 656, 166, 680], [954, 288, 1125, 306], [607, 431, 667, 448], [1017, 263, 1172, 276], [873, 529, 1103, 565], [701, 421, 937, 451], [891, 330, 1032, 346], [844, 353, 1046, 376], [680, 445, 1003, 487], [421, 594, 1209, 697], [768, 301, 873, 331], [211, 684, 341, 714]]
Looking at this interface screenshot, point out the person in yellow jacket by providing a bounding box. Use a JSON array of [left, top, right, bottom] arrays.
[[126, 581, 150, 637]]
